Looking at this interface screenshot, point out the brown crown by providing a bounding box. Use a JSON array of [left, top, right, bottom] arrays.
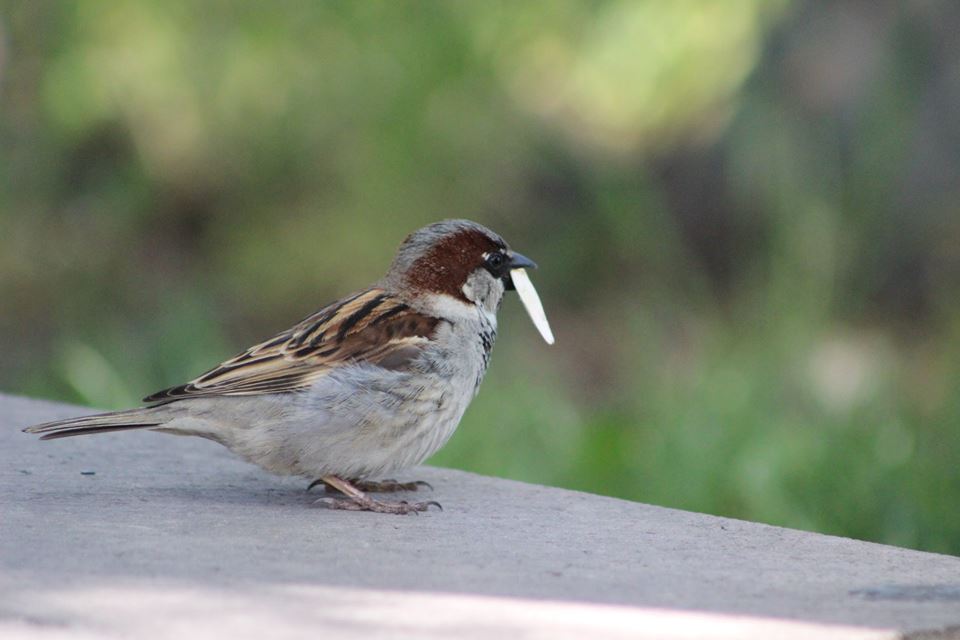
[[399, 222, 507, 301]]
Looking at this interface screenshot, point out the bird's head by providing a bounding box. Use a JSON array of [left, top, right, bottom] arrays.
[[383, 219, 554, 344]]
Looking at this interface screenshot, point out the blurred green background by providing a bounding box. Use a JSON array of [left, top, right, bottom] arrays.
[[4, 1, 960, 554]]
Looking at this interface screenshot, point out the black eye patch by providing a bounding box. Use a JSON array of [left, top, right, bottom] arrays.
[[484, 251, 508, 277]]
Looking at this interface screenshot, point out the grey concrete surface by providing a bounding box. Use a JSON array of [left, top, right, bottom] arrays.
[[2, 392, 960, 639]]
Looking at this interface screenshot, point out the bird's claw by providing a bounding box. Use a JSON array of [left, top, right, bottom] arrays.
[[307, 478, 432, 493], [354, 478, 433, 493]]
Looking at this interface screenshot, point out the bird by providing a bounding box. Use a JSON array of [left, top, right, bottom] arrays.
[[24, 219, 554, 514]]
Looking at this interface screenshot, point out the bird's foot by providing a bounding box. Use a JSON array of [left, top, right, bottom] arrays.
[[352, 478, 433, 493], [310, 475, 441, 515], [307, 477, 432, 493], [315, 496, 441, 514]]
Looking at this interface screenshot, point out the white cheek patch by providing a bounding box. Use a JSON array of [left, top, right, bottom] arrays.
[[510, 268, 555, 345]]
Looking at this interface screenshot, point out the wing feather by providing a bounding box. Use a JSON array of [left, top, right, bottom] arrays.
[[143, 289, 440, 402]]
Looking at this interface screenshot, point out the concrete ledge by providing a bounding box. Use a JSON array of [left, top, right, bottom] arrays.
[[3, 392, 959, 639]]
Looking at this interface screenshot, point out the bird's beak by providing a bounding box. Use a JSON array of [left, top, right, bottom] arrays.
[[508, 252, 538, 272], [504, 252, 554, 345], [502, 252, 537, 291]]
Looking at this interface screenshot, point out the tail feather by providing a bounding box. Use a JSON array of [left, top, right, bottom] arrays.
[[23, 409, 162, 440]]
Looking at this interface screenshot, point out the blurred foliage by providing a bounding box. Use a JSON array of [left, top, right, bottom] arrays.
[[4, 1, 960, 554]]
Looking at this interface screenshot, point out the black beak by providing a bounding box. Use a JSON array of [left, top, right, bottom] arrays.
[[508, 252, 537, 270], [503, 251, 537, 290]]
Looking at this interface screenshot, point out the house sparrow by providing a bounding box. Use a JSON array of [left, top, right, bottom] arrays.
[[24, 220, 554, 514]]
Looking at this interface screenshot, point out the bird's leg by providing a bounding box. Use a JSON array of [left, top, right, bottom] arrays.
[[313, 475, 441, 514]]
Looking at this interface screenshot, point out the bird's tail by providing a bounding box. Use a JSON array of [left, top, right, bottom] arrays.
[[22, 407, 164, 440]]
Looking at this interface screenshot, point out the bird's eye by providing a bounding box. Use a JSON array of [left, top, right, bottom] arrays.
[[485, 252, 506, 271]]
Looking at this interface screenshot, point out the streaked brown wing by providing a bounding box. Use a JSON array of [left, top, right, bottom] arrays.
[[143, 288, 440, 402]]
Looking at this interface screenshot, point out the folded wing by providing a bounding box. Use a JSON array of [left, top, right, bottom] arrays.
[[144, 288, 440, 402]]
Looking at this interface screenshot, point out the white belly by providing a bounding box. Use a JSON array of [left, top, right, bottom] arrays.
[[215, 359, 481, 480], [172, 301, 495, 480]]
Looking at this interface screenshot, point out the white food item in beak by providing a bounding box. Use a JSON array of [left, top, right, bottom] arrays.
[[510, 268, 555, 345]]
